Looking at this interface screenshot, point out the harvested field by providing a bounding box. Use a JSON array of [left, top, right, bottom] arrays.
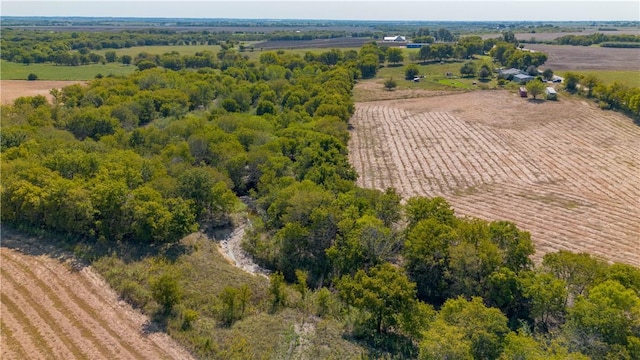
[[1, 80, 85, 105], [349, 89, 640, 266], [524, 44, 640, 71], [482, 29, 640, 42], [0, 230, 195, 360]]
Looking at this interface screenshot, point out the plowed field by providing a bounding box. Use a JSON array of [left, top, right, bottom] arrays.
[[0, 232, 194, 360], [349, 89, 640, 266], [1, 80, 85, 105]]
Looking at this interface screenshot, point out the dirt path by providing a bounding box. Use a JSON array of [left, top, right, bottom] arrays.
[[215, 217, 270, 278], [0, 229, 195, 360], [349, 89, 640, 266]]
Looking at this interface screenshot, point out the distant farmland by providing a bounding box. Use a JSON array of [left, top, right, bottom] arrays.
[[524, 44, 640, 71], [253, 37, 373, 49]]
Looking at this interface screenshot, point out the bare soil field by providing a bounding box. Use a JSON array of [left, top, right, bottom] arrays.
[[349, 88, 640, 266], [1, 80, 85, 105], [0, 230, 195, 360], [482, 29, 640, 42], [524, 44, 640, 71]]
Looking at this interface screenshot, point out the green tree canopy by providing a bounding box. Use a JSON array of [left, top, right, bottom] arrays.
[[337, 262, 420, 335], [460, 61, 477, 77], [405, 64, 420, 80], [526, 80, 545, 99]]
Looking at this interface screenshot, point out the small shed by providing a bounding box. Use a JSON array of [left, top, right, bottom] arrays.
[[519, 87, 528, 97], [545, 87, 557, 100]]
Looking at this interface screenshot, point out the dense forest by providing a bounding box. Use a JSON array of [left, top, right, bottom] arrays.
[[1, 27, 639, 359]]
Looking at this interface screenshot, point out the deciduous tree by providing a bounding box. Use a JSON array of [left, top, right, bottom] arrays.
[[405, 64, 420, 80], [386, 47, 404, 65], [526, 80, 545, 99], [337, 262, 419, 335], [460, 61, 477, 77]]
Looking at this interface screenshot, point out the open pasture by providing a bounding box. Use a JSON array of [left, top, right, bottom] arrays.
[[0, 60, 135, 81], [93, 44, 222, 57], [349, 89, 640, 266]]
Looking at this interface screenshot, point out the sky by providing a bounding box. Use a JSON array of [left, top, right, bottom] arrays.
[[2, 1, 639, 22]]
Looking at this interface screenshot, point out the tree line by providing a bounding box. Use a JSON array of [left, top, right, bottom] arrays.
[[0, 28, 261, 65], [518, 32, 640, 46], [562, 72, 640, 118]]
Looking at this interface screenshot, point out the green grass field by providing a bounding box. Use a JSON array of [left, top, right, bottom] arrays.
[[242, 47, 362, 61], [375, 60, 495, 91], [561, 70, 640, 88], [93, 44, 223, 57], [1, 60, 136, 80]]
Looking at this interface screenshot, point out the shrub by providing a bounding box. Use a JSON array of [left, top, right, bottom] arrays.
[[119, 280, 151, 310], [478, 66, 491, 80], [384, 77, 397, 91], [151, 273, 182, 314], [180, 308, 199, 330], [269, 272, 287, 312], [27, 73, 38, 81], [405, 64, 420, 80], [136, 60, 157, 71]]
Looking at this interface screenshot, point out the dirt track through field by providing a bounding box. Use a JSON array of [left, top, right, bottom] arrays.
[[0, 234, 195, 360], [349, 89, 640, 266]]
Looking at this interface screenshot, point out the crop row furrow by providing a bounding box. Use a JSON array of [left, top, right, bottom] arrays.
[[498, 127, 616, 201], [349, 98, 639, 266], [0, 269, 84, 360], [391, 107, 435, 195], [449, 190, 639, 266], [433, 112, 529, 188], [370, 107, 394, 190], [4, 249, 161, 360], [403, 112, 448, 195], [403, 112, 447, 196], [2, 254, 115, 360], [381, 107, 412, 195], [0, 298, 48, 360], [358, 106, 379, 189]]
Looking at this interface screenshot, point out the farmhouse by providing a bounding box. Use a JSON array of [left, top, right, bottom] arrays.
[[383, 35, 406, 42], [513, 74, 534, 84], [498, 68, 523, 80], [545, 87, 557, 100]]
